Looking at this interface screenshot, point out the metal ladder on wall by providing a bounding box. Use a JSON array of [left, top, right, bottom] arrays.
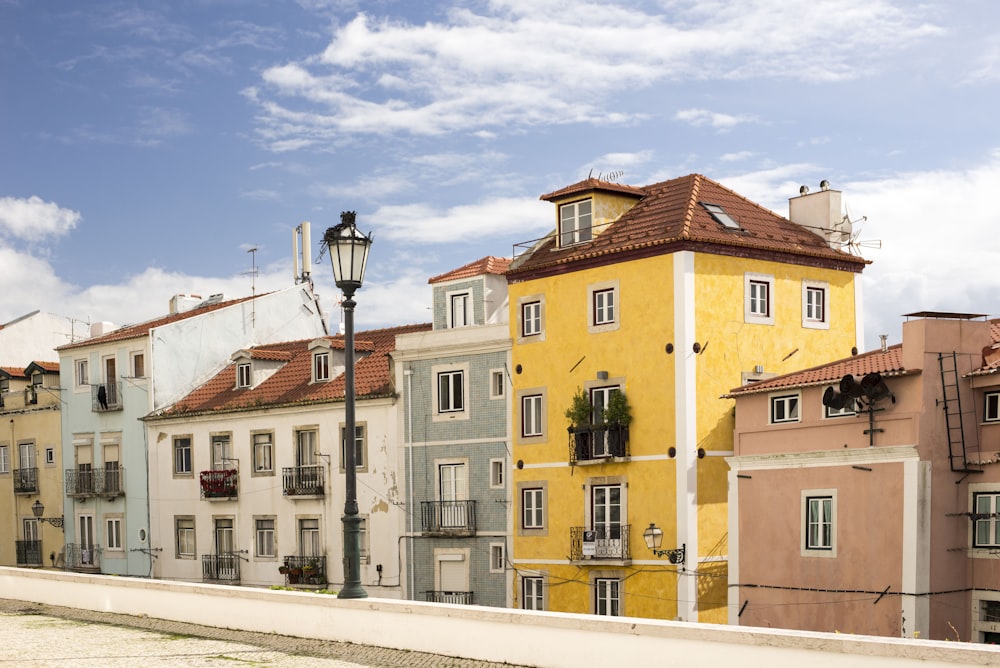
[[938, 352, 981, 474]]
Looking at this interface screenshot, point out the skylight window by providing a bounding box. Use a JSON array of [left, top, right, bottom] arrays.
[[701, 202, 740, 230]]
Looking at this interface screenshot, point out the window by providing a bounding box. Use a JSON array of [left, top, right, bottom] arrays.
[[824, 386, 856, 418], [522, 576, 544, 611], [30, 371, 42, 386], [522, 488, 544, 529], [237, 362, 251, 388], [701, 202, 740, 229], [490, 370, 505, 399], [299, 518, 320, 557], [0, 377, 8, 394], [211, 434, 232, 470], [593, 289, 615, 325], [106, 517, 123, 551], [745, 273, 774, 325], [802, 281, 829, 329], [490, 543, 505, 573], [986, 392, 1000, 422], [438, 462, 469, 528], [594, 578, 621, 616], [313, 352, 330, 382], [359, 516, 370, 563], [0, 445, 8, 474], [255, 518, 276, 558], [75, 359, 89, 387], [252, 432, 273, 474], [588, 280, 621, 333], [45, 447, 55, 465], [296, 428, 317, 466], [131, 352, 145, 378], [438, 370, 464, 413], [522, 394, 543, 437], [559, 199, 592, 247], [176, 517, 195, 558], [173, 437, 192, 475], [974, 493, 1000, 548], [522, 301, 541, 336], [449, 292, 471, 328], [489, 459, 504, 488], [805, 496, 834, 550], [340, 423, 366, 471], [770, 393, 800, 424]]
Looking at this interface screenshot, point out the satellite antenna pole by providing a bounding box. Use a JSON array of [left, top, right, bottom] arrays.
[[244, 247, 259, 328]]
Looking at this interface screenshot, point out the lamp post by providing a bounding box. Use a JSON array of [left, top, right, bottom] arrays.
[[642, 522, 685, 565], [324, 211, 373, 600], [31, 500, 64, 530]]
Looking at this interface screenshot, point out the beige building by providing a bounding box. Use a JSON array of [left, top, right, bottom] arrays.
[[727, 312, 1000, 642]]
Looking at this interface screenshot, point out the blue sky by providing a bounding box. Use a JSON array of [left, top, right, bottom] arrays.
[[2, 0, 998, 352]]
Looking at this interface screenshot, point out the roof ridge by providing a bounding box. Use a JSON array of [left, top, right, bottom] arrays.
[[680, 174, 702, 239]]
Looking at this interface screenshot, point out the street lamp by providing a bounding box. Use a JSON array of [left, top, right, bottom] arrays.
[[31, 500, 64, 530], [324, 211, 373, 600], [643, 522, 685, 565]]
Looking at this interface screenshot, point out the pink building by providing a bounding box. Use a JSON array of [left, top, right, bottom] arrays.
[[727, 312, 1000, 642]]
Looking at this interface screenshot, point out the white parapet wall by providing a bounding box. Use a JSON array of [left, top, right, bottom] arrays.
[[1, 567, 997, 668]]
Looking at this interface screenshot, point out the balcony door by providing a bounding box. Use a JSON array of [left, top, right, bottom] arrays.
[[437, 554, 468, 603], [18, 442, 35, 490], [23, 518, 39, 542], [299, 518, 320, 558], [592, 485, 622, 557], [297, 430, 317, 467], [211, 435, 231, 471], [589, 386, 619, 457], [439, 463, 467, 528], [215, 518, 237, 579], [79, 514, 95, 565], [76, 444, 93, 494]]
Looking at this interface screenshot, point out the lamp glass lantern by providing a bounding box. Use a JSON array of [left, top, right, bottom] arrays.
[[325, 212, 372, 296], [643, 522, 664, 551]]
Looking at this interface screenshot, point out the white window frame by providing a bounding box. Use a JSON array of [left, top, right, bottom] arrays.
[[176, 516, 195, 559], [522, 301, 542, 336], [255, 517, 276, 558], [447, 290, 472, 328], [75, 359, 89, 388], [559, 199, 592, 247], [252, 431, 273, 475], [173, 436, 192, 476], [489, 458, 505, 489], [105, 516, 123, 552], [823, 386, 856, 419], [236, 362, 251, 388], [770, 393, 800, 424], [340, 422, 367, 472], [45, 447, 55, 465], [0, 445, 8, 474], [801, 489, 837, 557], [130, 351, 145, 379], [522, 575, 545, 611], [985, 392, 1000, 422], [516, 293, 545, 344], [521, 486, 545, 531], [489, 542, 505, 573], [594, 577, 622, 616], [490, 369, 505, 399], [522, 394, 543, 438], [744, 273, 775, 326], [973, 491, 1000, 549], [432, 363, 469, 422], [802, 280, 830, 330], [313, 351, 330, 382], [587, 279, 621, 334]]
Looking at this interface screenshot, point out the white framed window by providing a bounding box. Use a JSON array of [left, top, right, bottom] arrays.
[[490, 369, 505, 399], [594, 577, 621, 616], [490, 543, 505, 573], [522, 487, 545, 530], [522, 394, 543, 437], [437, 370, 465, 413], [130, 352, 145, 378], [75, 359, 89, 387], [448, 291, 471, 328], [593, 289, 615, 325], [985, 392, 1000, 422], [252, 432, 273, 474], [211, 434, 232, 470], [770, 393, 800, 424], [522, 301, 542, 336], [236, 362, 251, 388], [45, 447, 55, 465], [802, 281, 829, 329], [522, 576, 544, 611], [559, 199, 592, 247], [176, 516, 195, 558], [173, 436, 192, 476], [255, 518, 276, 558], [340, 422, 367, 471], [313, 352, 330, 382], [587, 280, 620, 334], [299, 518, 321, 557], [745, 273, 775, 325], [105, 517, 123, 551], [973, 492, 1000, 548], [0, 445, 8, 474], [801, 489, 837, 557], [489, 459, 505, 489]]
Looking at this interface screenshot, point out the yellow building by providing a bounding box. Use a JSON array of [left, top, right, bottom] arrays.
[[506, 174, 868, 622]]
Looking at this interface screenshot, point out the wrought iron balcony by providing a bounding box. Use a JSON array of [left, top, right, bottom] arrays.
[[13, 467, 38, 494], [420, 500, 477, 536], [200, 469, 238, 499], [202, 553, 241, 582], [65, 468, 125, 498], [569, 524, 631, 561], [16, 540, 42, 566], [282, 465, 325, 497], [65, 469, 95, 497], [568, 425, 629, 464], [91, 382, 122, 411], [425, 590, 474, 605], [280, 555, 327, 586], [66, 543, 101, 572]]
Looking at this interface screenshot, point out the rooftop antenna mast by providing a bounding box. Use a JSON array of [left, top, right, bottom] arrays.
[[293, 222, 313, 287], [244, 247, 259, 328]]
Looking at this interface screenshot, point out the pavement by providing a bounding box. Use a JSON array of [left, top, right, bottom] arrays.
[[0, 598, 529, 668]]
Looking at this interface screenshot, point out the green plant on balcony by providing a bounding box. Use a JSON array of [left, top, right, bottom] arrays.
[[565, 387, 593, 461], [603, 390, 632, 457]]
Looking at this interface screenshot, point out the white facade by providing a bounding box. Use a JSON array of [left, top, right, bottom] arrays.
[[0, 311, 92, 366]]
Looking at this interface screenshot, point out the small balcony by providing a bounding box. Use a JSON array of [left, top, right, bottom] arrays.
[[568, 425, 629, 464], [66, 543, 101, 572], [202, 553, 241, 583], [569, 524, 631, 562], [200, 469, 238, 499], [280, 555, 327, 586], [91, 382, 122, 411], [65, 468, 125, 498], [65, 469, 95, 498], [425, 591, 474, 605], [282, 465, 325, 497], [13, 467, 38, 494], [16, 540, 42, 566], [420, 500, 477, 536]]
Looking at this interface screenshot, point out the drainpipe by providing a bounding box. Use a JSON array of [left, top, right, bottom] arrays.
[[405, 367, 414, 600]]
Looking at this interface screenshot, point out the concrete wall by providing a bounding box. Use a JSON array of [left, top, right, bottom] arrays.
[[1, 567, 997, 668]]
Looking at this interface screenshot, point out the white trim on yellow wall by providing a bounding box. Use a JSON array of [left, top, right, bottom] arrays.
[[674, 250, 698, 623]]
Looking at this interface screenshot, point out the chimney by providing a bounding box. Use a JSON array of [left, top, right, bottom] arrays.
[[169, 294, 203, 314], [788, 180, 851, 250]]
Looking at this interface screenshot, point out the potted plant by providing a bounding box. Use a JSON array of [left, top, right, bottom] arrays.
[[565, 387, 593, 461], [603, 390, 632, 457], [288, 566, 302, 584], [278, 563, 290, 575]]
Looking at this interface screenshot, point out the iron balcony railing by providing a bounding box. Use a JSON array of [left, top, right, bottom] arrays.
[[66, 543, 101, 571], [420, 500, 477, 535], [13, 467, 38, 494], [65, 468, 125, 498], [282, 465, 325, 496], [281, 555, 327, 586], [569, 524, 631, 561], [202, 553, 241, 582], [91, 382, 123, 411], [16, 540, 42, 566], [200, 469, 238, 499], [425, 591, 474, 605], [568, 425, 629, 464]]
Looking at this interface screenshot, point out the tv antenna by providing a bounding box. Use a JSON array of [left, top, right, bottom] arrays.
[[243, 247, 259, 327]]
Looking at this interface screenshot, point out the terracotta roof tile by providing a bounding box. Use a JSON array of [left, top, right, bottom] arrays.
[[156, 323, 431, 417], [967, 318, 1000, 377], [428, 256, 513, 284], [540, 178, 646, 201], [0, 366, 26, 379]]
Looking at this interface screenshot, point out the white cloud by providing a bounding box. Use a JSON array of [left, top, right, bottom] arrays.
[[0, 196, 80, 241], [371, 197, 551, 244], [720, 151, 753, 162], [675, 108, 758, 132]]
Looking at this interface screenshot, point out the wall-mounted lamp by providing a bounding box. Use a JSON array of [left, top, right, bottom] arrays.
[[642, 523, 685, 565], [32, 500, 64, 530]]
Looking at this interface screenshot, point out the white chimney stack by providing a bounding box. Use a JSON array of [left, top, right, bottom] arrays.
[[788, 181, 851, 250]]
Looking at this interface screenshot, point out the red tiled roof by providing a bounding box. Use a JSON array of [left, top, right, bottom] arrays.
[[57, 294, 262, 350], [0, 362, 58, 379], [967, 318, 1000, 377], [25, 361, 59, 374], [540, 178, 646, 201], [724, 345, 910, 397], [428, 256, 513, 284], [510, 174, 869, 279], [155, 323, 431, 417], [0, 366, 25, 379]]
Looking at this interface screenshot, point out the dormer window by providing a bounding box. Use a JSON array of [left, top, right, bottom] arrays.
[[31, 372, 43, 387], [559, 199, 592, 247], [701, 202, 740, 230], [0, 378, 8, 393], [314, 351, 330, 382], [237, 362, 252, 388]]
